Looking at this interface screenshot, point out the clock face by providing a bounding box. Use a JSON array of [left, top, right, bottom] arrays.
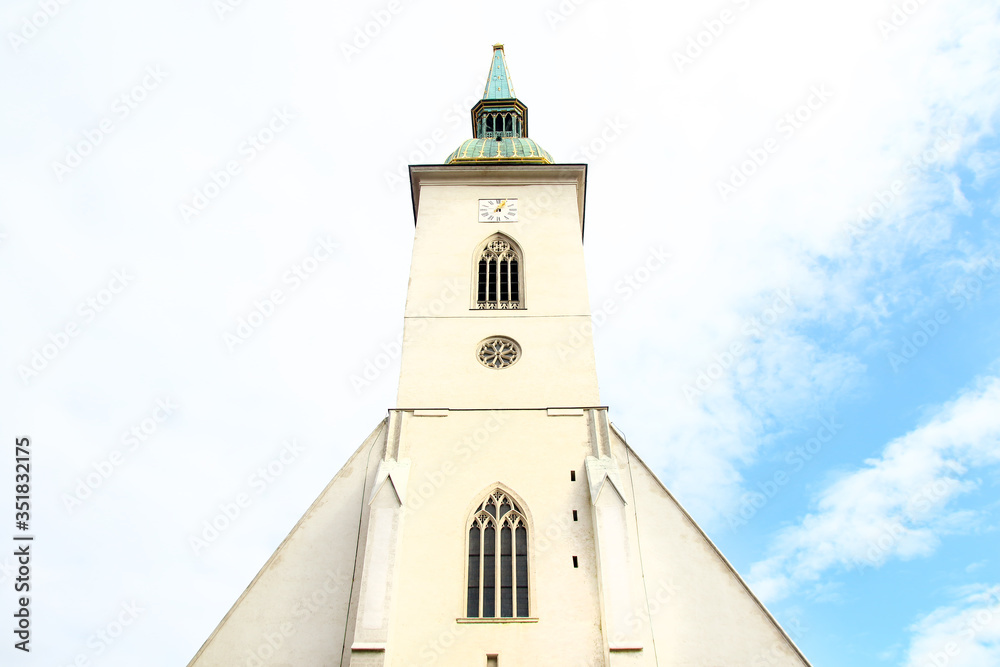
[[478, 198, 518, 222]]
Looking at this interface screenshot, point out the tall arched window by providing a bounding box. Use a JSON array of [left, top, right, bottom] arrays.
[[467, 489, 529, 618], [476, 235, 522, 310]]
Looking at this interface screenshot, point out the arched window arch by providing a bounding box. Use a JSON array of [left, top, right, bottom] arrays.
[[476, 235, 522, 310], [466, 488, 529, 618]]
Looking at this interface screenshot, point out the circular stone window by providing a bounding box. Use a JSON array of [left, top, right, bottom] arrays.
[[477, 336, 521, 369]]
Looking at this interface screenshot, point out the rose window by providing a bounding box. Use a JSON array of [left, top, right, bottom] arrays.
[[477, 337, 520, 369]]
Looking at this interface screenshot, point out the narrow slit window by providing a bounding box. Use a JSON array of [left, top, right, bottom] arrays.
[[510, 260, 519, 301], [467, 526, 481, 618], [500, 525, 513, 617], [477, 260, 488, 302], [515, 525, 528, 616], [487, 259, 497, 302], [483, 524, 496, 617], [499, 260, 509, 301]]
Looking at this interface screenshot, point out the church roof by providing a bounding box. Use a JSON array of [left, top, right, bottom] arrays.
[[445, 45, 552, 165], [483, 43, 516, 100], [446, 137, 553, 164]]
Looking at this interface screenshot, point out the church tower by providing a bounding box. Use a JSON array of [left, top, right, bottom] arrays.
[[189, 45, 813, 667]]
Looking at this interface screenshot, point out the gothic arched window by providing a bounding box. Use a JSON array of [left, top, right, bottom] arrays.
[[466, 489, 529, 618], [476, 235, 522, 310]]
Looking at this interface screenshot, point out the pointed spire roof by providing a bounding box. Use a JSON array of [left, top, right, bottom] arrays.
[[482, 44, 516, 100], [444, 45, 552, 165]]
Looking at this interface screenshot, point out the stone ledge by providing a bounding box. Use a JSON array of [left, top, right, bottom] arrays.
[[455, 617, 540, 624], [413, 409, 449, 417], [351, 642, 386, 652]]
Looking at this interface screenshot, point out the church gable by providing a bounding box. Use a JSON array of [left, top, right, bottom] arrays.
[[612, 430, 811, 666], [188, 420, 387, 667]]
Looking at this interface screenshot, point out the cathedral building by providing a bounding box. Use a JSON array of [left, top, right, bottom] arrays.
[[189, 45, 812, 667]]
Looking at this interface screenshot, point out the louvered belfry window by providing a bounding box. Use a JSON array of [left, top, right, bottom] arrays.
[[481, 112, 520, 139], [466, 490, 529, 618], [477, 236, 521, 310]]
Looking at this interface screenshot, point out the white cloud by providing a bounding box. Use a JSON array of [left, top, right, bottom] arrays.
[[593, 0, 1000, 527], [749, 374, 1000, 602], [904, 585, 1000, 667], [1, 0, 999, 662]]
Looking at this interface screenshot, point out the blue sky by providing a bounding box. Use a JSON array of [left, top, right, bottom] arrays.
[[1, 0, 999, 665]]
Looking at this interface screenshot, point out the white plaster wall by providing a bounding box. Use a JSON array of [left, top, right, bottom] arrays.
[[398, 166, 599, 408], [612, 432, 812, 667], [385, 409, 606, 666], [188, 421, 387, 667], [397, 316, 599, 409]]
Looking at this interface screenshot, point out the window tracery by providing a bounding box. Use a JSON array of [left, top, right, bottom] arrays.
[[477, 337, 520, 369], [467, 490, 529, 618], [476, 235, 521, 310]]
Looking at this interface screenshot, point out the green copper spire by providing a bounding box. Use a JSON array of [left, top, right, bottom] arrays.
[[482, 43, 516, 100], [445, 45, 552, 164]]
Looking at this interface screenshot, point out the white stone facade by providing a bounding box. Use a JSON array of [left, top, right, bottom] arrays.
[[188, 165, 811, 666]]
